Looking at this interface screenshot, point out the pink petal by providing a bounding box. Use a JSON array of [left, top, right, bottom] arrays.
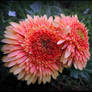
[[57, 40, 65, 45], [15, 52, 26, 58], [10, 22, 25, 36], [74, 62, 78, 69], [4, 34, 18, 40], [64, 49, 71, 58], [68, 59, 72, 66], [8, 50, 23, 57], [30, 66, 36, 73], [1, 39, 19, 44], [14, 67, 24, 75], [7, 60, 17, 67], [51, 63, 58, 70], [63, 59, 67, 64], [17, 56, 27, 64]]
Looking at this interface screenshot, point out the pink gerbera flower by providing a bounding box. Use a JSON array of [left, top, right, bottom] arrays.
[[1, 15, 63, 85], [54, 14, 90, 70]]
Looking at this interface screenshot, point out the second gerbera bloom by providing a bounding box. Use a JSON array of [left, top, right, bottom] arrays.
[[54, 14, 90, 70]]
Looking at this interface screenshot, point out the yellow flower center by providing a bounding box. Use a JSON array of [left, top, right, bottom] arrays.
[[77, 30, 85, 39]]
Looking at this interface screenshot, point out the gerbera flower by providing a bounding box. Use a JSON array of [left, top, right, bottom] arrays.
[[54, 14, 90, 70], [1, 15, 63, 85]]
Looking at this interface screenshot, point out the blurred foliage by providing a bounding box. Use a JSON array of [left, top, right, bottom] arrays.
[[0, 0, 92, 91]]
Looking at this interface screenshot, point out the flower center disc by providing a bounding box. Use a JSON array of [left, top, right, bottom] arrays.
[[26, 30, 61, 63], [77, 30, 85, 39]]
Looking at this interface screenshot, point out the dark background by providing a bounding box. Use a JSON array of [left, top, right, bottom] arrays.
[[0, 0, 92, 91]]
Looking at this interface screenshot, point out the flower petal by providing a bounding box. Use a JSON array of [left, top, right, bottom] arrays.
[[57, 40, 65, 45]]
